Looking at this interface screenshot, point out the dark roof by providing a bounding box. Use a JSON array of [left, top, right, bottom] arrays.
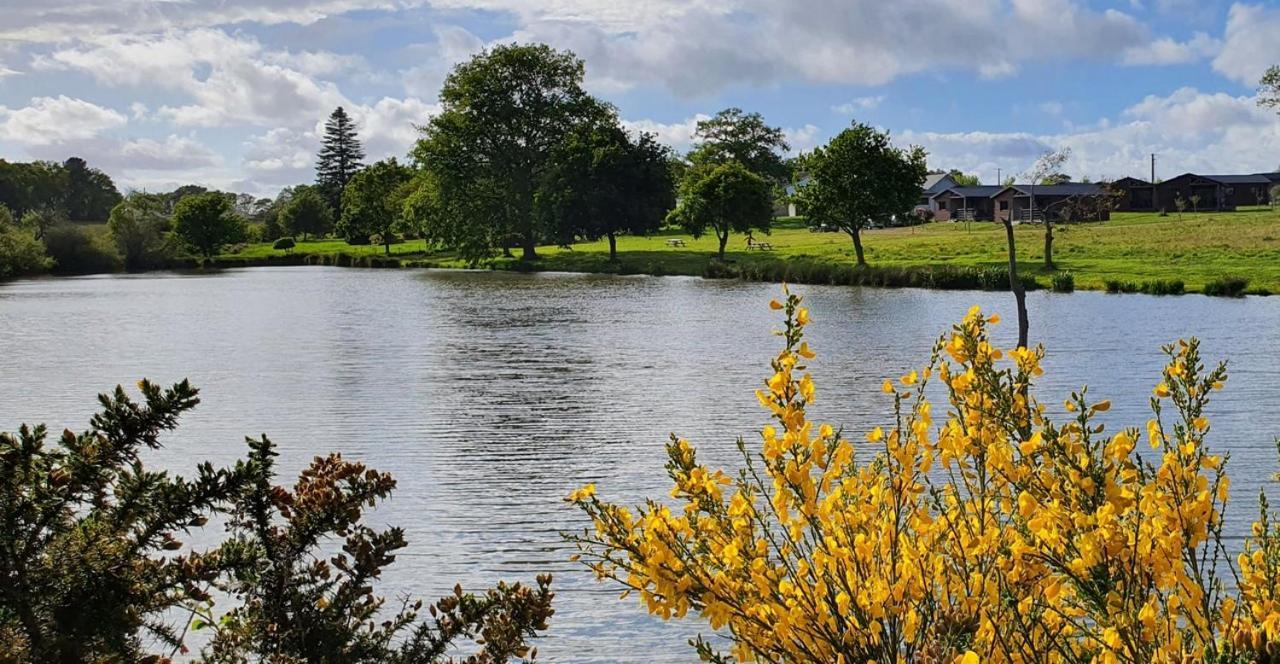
[[1201, 174, 1273, 185], [999, 182, 1107, 197], [1111, 176, 1151, 186], [922, 173, 956, 193], [933, 185, 1003, 199], [1256, 172, 1280, 182]]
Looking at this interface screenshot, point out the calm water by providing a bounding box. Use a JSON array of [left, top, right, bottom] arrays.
[[2, 267, 1279, 661]]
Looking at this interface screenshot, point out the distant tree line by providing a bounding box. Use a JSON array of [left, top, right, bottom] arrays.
[[2, 42, 934, 278]]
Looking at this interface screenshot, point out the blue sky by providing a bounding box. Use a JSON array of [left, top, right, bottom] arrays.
[[1, 0, 1278, 195]]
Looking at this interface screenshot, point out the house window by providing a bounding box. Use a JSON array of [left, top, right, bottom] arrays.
[[999, 200, 1009, 211]]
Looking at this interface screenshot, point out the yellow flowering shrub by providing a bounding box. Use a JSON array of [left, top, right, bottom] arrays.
[[567, 288, 1280, 663]]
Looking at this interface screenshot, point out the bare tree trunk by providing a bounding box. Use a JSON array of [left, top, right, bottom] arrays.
[[1043, 218, 1054, 270], [717, 230, 728, 261], [607, 233, 617, 261], [1003, 219, 1029, 349], [850, 227, 867, 266], [521, 240, 537, 260]]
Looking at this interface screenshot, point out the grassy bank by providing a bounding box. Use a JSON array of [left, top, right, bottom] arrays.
[[212, 208, 1280, 295]]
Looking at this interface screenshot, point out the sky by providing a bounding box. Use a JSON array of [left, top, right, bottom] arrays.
[[1, 0, 1279, 196]]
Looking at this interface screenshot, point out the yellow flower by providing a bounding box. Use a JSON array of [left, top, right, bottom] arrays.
[[987, 314, 1000, 325], [796, 308, 810, 326], [769, 299, 783, 310], [866, 426, 884, 443], [882, 379, 894, 394], [1154, 382, 1171, 398], [567, 483, 596, 502], [797, 342, 816, 359], [901, 370, 919, 386]]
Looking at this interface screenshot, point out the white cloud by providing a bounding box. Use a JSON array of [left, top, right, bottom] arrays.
[[36, 30, 350, 128], [1123, 31, 1220, 66], [832, 96, 885, 114], [1212, 3, 1280, 86], [902, 87, 1280, 185], [0, 96, 127, 144]]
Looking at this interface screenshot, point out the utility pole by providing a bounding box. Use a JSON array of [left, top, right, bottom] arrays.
[[997, 168, 1002, 185], [1150, 153, 1156, 184]]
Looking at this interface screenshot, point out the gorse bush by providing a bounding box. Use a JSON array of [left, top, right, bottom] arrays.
[[568, 289, 1280, 662], [0, 381, 554, 663]]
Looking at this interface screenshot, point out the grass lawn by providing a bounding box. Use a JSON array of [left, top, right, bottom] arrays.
[[219, 207, 1280, 295]]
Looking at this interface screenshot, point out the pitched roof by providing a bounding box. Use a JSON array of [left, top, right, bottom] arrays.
[[1111, 177, 1151, 186], [999, 182, 1107, 197], [932, 185, 1003, 199], [922, 172, 956, 193], [1256, 172, 1280, 182], [1201, 174, 1273, 185]]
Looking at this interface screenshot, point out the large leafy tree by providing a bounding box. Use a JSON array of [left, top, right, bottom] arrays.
[[540, 121, 674, 260], [337, 159, 414, 254], [795, 122, 927, 266], [279, 185, 333, 241], [315, 107, 366, 211], [0, 160, 69, 218], [412, 43, 605, 261], [173, 192, 243, 259], [669, 161, 773, 261], [689, 108, 790, 182], [62, 157, 122, 221], [107, 192, 171, 271]]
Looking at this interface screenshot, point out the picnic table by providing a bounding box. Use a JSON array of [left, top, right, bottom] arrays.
[[748, 242, 775, 251], [665, 238, 687, 247]]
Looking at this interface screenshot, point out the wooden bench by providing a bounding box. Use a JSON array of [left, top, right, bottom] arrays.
[[749, 242, 775, 251], [665, 238, 687, 247]]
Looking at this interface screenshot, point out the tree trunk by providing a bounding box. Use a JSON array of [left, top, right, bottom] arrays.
[[717, 231, 728, 261], [607, 233, 617, 261], [384, 241, 390, 256], [1002, 219, 1029, 349], [850, 227, 867, 266], [1043, 219, 1054, 270]]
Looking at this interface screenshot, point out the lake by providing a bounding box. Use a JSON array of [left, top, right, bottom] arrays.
[[2, 266, 1279, 662]]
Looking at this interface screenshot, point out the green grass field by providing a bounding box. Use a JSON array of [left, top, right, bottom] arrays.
[[220, 207, 1280, 294]]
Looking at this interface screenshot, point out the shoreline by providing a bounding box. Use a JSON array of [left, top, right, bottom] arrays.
[[19, 249, 1270, 298]]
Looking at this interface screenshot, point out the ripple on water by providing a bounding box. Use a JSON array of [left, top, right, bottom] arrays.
[[1, 267, 1278, 661]]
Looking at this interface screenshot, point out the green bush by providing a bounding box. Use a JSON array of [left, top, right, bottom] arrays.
[[0, 220, 51, 278], [1105, 279, 1140, 294], [272, 237, 296, 250], [1203, 276, 1249, 298], [43, 224, 121, 274], [1051, 271, 1075, 293], [0, 381, 555, 662], [1141, 279, 1185, 295]]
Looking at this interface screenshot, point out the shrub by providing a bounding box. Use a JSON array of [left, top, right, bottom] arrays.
[[0, 222, 51, 278], [272, 237, 296, 251], [569, 290, 1277, 662], [0, 381, 555, 662], [1050, 271, 1075, 292], [43, 224, 122, 274], [1104, 278, 1139, 294], [1203, 276, 1249, 298], [1142, 279, 1185, 295]]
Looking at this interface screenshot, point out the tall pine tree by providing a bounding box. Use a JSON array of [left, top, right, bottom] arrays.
[[315, 107, 366, 211]]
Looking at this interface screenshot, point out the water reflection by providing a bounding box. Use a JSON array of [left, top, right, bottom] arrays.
[[1, 267, 1278, 661]]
